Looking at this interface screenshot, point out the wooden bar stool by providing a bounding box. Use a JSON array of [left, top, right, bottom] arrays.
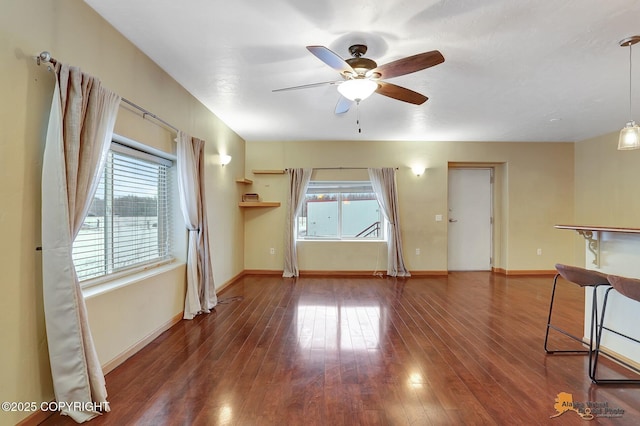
[[544, 264, 609, 355], [590, 274, 640, 384]]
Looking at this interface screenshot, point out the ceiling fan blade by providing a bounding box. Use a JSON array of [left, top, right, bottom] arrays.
[[335, 96, 353, 114], [272, 80, 340, 92], [307, 46, 356, 75], [376, 81, 428, 105], [372, 50, 444, 79]]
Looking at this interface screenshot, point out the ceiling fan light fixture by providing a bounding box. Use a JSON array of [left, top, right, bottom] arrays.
[[276, 45, 444, 115], [338, 79, 378, 101]]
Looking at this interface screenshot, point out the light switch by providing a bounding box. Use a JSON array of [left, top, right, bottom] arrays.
[[435, 214, 443, 222]]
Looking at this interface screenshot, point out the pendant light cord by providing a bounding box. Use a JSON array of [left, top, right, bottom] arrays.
[[629, 43, 634, 123]]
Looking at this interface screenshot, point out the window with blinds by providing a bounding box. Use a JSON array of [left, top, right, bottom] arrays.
[[72, 142, 173, 281]]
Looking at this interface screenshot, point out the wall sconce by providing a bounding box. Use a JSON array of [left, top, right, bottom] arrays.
[[411, 166, 426, 176], [220, 154, 232, 166]]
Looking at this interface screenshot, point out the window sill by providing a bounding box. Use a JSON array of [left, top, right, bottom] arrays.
[[82, 261, 185, 299]]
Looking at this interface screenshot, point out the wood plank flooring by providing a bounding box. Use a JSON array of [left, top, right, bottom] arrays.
[[40, 273, 640, 425]]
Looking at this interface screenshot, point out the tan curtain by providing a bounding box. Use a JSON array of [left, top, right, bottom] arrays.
[[42, 63, 121, 422], [283, 168, 312, 277], [368, 168, 411, 277], [176, 132, 216, 319]]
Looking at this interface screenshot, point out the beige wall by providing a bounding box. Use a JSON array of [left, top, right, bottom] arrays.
[[245, 140, 575, 273], [575, 131, 640, 227], [0, 1, 245, 424], [574, 131, 640, 265]]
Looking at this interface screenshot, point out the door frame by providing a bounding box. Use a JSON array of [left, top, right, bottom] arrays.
[[447, 164, 497, 271]]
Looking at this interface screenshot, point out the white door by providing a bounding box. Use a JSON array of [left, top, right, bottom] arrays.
[[447, 168, 493, 271]]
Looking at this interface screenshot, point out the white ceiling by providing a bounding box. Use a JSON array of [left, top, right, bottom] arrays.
[[85, 0, 640, 143]]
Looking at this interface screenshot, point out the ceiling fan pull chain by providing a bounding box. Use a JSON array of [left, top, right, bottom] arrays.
[[356, 101, 362, 133]]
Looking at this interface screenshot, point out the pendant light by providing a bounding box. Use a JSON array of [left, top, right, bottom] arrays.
[[618, 36, 640, 150]]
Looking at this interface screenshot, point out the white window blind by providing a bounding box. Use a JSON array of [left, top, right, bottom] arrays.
[[73, 142, 173, 281]]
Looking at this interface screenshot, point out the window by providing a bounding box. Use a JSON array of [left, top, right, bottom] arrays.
[[72, 142, 174, 281], [297, 181, 384, 240]]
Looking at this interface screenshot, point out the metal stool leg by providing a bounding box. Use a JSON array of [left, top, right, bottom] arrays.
[[590, 287, 640, 384], [544, 274, 589, 354], [587, 285, 599, 376]]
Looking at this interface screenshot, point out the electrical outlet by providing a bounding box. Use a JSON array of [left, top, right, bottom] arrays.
[[536, 248, 542, 256], [416, 248, 421, 255], [270, 248, 275, 255]]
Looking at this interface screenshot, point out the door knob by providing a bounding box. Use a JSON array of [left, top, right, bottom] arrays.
[[449, 219, 458, 223]]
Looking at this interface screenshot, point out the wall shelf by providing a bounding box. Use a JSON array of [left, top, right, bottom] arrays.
[[252, 169, 285, 174], [235, 178, 253, 184], [238, 202, 281, 208]]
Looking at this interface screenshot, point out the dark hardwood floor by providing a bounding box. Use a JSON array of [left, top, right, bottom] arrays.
[[40, 273, 640, 425]]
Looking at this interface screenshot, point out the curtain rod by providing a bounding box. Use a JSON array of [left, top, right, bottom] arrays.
[[120, 98, 179, 133], [286, 167, 399, 170], [37, 51, 179, 133]]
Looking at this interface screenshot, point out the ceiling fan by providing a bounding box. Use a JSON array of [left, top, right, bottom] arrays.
[[273, 44, 445, 114]]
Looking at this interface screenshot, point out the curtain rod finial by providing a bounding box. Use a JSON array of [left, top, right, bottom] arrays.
[[37, 51, 51, 65]]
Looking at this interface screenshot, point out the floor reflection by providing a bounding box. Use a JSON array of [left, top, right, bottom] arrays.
[[296, 304, 381, 351]]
